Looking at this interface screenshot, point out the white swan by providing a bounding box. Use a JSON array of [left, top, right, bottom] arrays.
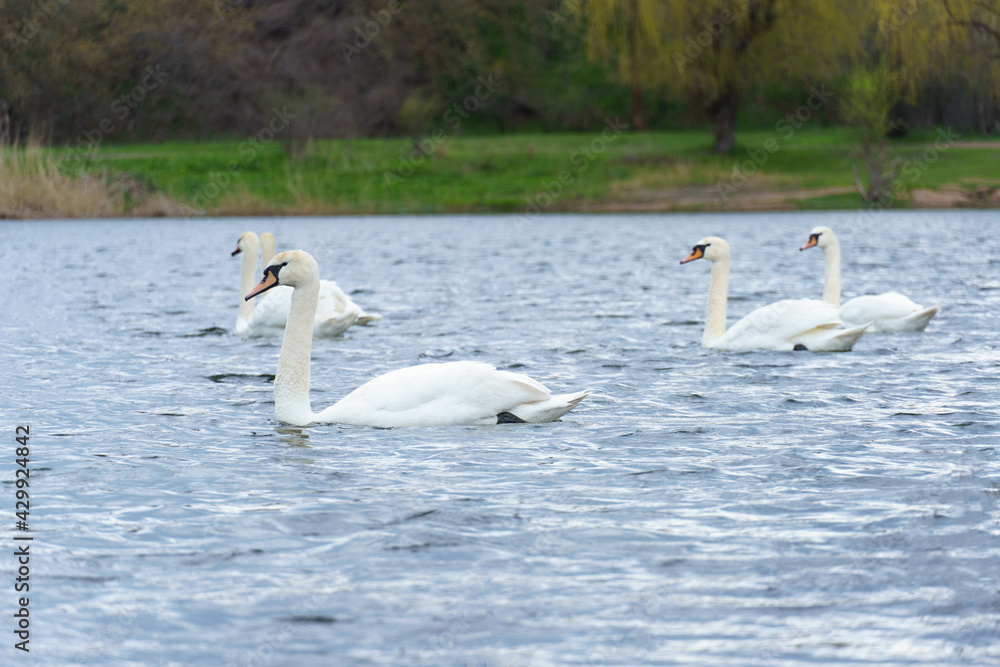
[[800, 226, 939, 332], [232, 232, 380, 338], [261, 231, 380, 328], [246, 250, 588, 427], [680, 237, 868, 352], [260, 232, 276, 266]]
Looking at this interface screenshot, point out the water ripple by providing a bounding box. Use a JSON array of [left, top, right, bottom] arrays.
[[2, 211, 998, 665]]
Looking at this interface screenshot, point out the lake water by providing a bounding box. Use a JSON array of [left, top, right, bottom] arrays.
[[2, 211, 998, 666]]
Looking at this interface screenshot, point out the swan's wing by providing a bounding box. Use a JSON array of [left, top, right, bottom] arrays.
[[322, 361, 560, 427], [245, 281, 371, 338], [317, 280, 352, 311], [719, 299, 842, 351], [314, 280, 357, 337], [244, 286, 293, 336], [315, 279, 385, 335], [318, 280, 381, 322], [839, 292, 921, 325]]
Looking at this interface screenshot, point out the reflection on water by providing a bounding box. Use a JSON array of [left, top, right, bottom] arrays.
[[2, 211, 999, 666], [276, 426, 313, 448]]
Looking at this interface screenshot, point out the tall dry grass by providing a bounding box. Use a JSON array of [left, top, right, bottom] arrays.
[[0, 140, 190, 219], [0, 141, 124, 218]]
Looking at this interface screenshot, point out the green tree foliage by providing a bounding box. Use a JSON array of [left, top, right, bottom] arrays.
[[874, 0, 1000, 134], [0, 0, 257, 143], [0, 0, 635, 143], [580, 0, 869, 153], [841, 65, 899, 203], [0, 0, 997, 145]]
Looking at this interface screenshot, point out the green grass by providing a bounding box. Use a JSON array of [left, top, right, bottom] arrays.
[[38, 127, 1000, 216]]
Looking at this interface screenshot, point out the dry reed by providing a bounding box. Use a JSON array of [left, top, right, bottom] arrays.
[[0, 140, 187, 219]]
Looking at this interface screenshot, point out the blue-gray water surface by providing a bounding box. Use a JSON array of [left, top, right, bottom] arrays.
[[2, 211, 998, 666]]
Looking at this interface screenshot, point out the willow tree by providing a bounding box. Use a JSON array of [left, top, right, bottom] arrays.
[[874, 0, 1000, 134], [580, 0, 867, 153]]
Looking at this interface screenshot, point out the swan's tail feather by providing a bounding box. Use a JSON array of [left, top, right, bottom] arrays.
[[828, 324, 868, 351], [513, 390, 588, 423], [799, 323, 868, 352], [355, 312, 382, 326], [900, 305, 938, 332], [314, 314, 357, 338]]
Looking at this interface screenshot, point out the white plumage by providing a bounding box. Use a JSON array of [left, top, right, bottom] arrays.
[[260, 232, 276, 266], [232, 232, 379, 338], [244, 282, 380, 338], [801, 226, 939, 332], [681, 236, 867, 352], [247, 250, 587, 427], [711, 298, 865, 352], [316, 360, 587, 427]]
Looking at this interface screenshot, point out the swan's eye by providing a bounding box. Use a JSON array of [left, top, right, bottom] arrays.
[[260, 262, 287, 283]]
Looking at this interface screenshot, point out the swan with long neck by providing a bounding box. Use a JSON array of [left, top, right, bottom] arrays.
[[232, 232, 263, 335], [232, 232, 380, 338], [246, 250, 588, 427], [260, 232, 276, 267], [260, 231, 380, 327], [800, 226, 939, 332], [680, 237, 868, 352]]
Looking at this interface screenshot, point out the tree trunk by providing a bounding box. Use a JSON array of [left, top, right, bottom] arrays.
[[629, 0, 644, 131], [712, 95, 738, 154]]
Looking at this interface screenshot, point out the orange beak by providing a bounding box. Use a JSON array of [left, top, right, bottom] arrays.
[[800, 235, 818, 251], [245, 270, 279, 300], [680, 247, 704, 264]]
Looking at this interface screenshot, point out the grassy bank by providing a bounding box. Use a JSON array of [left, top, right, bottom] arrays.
[[3, 128, 998, 218]]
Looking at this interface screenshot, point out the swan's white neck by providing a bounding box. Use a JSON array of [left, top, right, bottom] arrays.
[[261, 235, 275, 267], [274, 277, 320, 425], [237, 237, 260, 331], [820, 237, 841, 306], [703, 256, 730, 346]]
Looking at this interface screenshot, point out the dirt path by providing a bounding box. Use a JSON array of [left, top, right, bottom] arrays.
[[578, 182, 1000, 213], [580, 185, 855, 212]]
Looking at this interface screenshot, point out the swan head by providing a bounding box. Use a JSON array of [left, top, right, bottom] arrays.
[[245, 249, 317, 300], [231, 231, 260, 257], [800, 226, 835, 251], [680, 236, 729, 264]]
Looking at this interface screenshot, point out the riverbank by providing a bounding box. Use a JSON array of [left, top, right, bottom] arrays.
[[2, 128, 998, 218]]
